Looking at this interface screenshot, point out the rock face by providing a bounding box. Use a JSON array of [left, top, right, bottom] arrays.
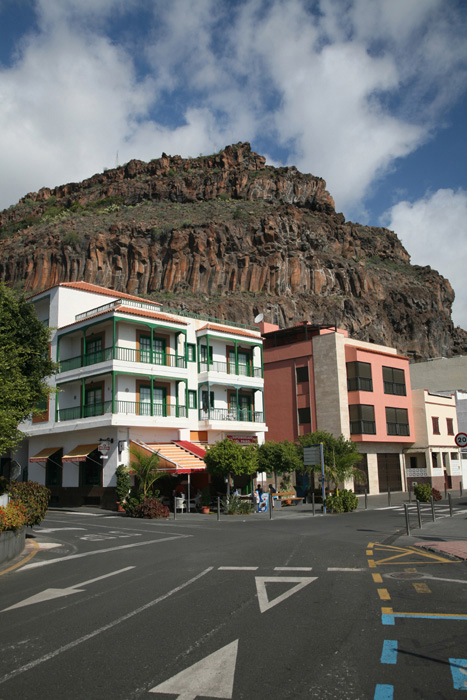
[[0, 142, 465, 359]]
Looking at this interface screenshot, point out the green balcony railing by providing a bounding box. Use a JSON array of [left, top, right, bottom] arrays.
[[57, 401, 187, 422], [59, 346, 187, 372], [199, 361, 262, 378], [198, 407, 264, 423]]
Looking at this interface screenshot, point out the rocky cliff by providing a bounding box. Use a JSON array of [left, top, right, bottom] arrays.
[[0, 142, 465, 359]]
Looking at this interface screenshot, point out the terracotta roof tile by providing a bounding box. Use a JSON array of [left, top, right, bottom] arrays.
[[58, 304, 188, 331], [27, 281, 161, 307], [197, 323, 261, 339]]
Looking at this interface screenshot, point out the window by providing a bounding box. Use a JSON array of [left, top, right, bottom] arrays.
[[188, 390, 197, 409], [346, 362, 373, 392], [432, 453, 439, 469], [200, 345, 213, 364], [451, 452, 458, 461], [296, 366, 309, 383], [410, 456, 417, 469], [386, 407, 410, 436], [383, 366, 406, 396], [446, 418, 454, 435], [432, 416, 440, 435], [201, 390, 214, 410], [298, 407, 311, 424], [349, 404, 376, 434], [187, 343, 196, 362]]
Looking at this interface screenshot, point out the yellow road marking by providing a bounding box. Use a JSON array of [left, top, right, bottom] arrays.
[[405, 568, 417, 573], [0, 540, 39, 576], [413, 582, 431, 594], [372, 573, 383, 583], [366, 550, 373, 556], [378, 588, 391, 600], [382, 607, 394, 615], [367, 542, 375, 548], [371, 543, 459, 565], [368, 560, 376, 568]]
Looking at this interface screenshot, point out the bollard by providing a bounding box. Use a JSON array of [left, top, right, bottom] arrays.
[[217, 497, 221, 521], [430, 496, 436, 522], [388, 486, 391, 507], [404, 503, 411, 536], [269, 494, 273, 520], [365, 488, 368, 510], [448, 492, 453, 517], [408, 486, 412, 504], [460, 484, 463, 498], [312, 493, 315, 517], [444, 483, 448, 499], [416, 499, 422, 529], [174, 501, 176, 520]]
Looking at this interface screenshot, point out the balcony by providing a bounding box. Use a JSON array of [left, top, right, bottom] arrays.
[[199, 407, 264, 423], [57, 401, 187, 422], [59, 346, 187, 373], [199, 361, 262, 378]]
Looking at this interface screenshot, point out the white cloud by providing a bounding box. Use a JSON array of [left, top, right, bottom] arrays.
[[383, 189, 467, 330], [0, 0, 466, 223]]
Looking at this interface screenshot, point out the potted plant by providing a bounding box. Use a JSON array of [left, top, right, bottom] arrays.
[[115, 464, 131, 512], [201, 487, 211, 514]]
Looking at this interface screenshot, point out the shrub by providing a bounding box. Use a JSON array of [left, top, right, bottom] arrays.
[[115, 464, 131, 502], [0, 502, 28, 532], [9, 480, 50, 526], [414, 483, 433, 503], [325, 489, 358, 513], [132, 497, 169, 519], [221, 495, 254, 515]]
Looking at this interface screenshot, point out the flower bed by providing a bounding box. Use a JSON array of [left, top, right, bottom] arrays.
[[0, 502, 28, 565]]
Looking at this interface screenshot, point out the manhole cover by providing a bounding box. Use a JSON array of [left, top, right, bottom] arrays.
[[387, 572, 424, 580]]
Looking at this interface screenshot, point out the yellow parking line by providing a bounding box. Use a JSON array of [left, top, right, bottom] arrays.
[[405, 568, 417, 573], [366, 550, 373, 556], [0, 540, 39, 576], [368, 560, 376, 568], [378, 588, 391, 600], [372, 573, 383, 583], [413, 582, 431, 594]]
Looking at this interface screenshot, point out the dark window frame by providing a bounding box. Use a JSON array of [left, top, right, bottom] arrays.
[[349, 404, 376, 434], [296, 366, 309, 383], [386, 407, 410, 436], [298, 406, 311, 424], [383, 366, 407, 396], [346, 361, 373, 392]]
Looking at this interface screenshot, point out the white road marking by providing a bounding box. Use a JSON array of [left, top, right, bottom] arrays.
[[2, 566, 135, 612], [327, 567, 366, 572], [36, 527, 86, 533], [255, 576, 317, 613], [150, 639, 238, 699], [274, 567, 313, 571], [20, 534, 191, 571], [0, 567, 213, 686], [218, 566, 258, 571]]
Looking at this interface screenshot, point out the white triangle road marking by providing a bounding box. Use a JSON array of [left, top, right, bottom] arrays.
[[150, 639, 238, 699], [255, 576, 318, 613]]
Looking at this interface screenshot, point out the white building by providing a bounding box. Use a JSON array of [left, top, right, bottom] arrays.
[[404, 390, 463, 491], [8, 282, 266, 508]]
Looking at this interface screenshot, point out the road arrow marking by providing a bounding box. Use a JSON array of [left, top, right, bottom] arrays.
[[255, 576, 317, 613], [1, 566, 135, 612], [149, 639, 238, 699]]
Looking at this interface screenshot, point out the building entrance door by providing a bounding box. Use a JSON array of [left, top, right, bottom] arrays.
[[377, 453, 403, 492]]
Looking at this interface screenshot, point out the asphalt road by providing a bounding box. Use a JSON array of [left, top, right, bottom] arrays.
[[1, 504, 467, 700]]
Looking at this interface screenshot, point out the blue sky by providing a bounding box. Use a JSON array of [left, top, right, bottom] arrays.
[[1, 0, 466, 329]]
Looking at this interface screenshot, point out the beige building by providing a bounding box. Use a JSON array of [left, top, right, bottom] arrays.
[[405, 390, 462, 491]]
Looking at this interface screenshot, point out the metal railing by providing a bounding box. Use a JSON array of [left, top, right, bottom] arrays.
[[57, 401, 187, 421], [199, 361, 262, 377], [198, 407, 264, 423], [59, 346, 186, 372]]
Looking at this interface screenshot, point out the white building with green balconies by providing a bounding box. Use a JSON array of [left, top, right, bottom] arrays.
[[11, 282, 266, 508]]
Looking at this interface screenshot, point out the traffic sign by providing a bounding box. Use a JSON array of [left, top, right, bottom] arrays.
[[304, 446, 321, 465], [454, 432, 467, 448]]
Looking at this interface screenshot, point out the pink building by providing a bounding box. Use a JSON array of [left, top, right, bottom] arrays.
[[261, 322, 414, 494]]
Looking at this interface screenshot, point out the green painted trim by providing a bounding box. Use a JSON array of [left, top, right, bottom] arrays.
[[112, 371, 115, 413], [81, 378, 85, 419], [196, 332, 262, 346], [112, 317, 116, 360]]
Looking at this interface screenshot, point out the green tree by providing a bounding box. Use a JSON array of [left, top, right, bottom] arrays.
[[299, 430, 365, 494], [257, 440, 303, 486], [129, 445, 166, 497], [0, 284, 56, 454], [205, 438, 258, 493]]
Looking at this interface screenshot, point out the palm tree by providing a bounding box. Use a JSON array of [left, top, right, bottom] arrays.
[[129, 445, 166, 498], [325, 451, 366, 496]]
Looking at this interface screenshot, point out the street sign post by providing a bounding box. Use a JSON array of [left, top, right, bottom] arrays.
[[303, 443, 326, 514]]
